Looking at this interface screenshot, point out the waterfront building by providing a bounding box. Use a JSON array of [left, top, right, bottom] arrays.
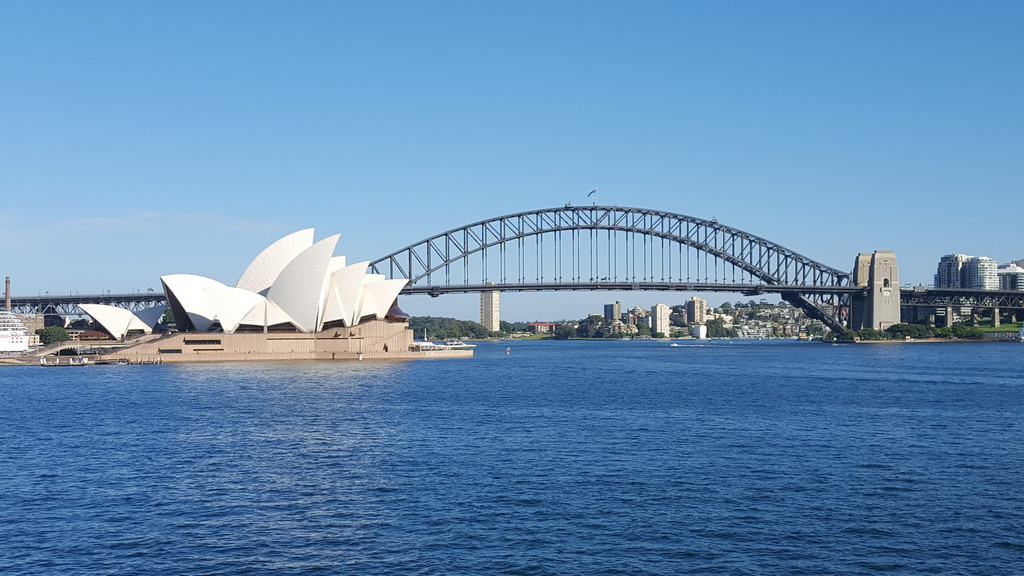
[[528, 322, 555, 333], [0, 310, 30, 353], [690, 324, 707, 339], [998, 264, 1024, 291], [604, 301, 622, 323], [480, 283, 500, 332], [74, 229, 469, 362], [651, 303, 670, 336], [685, 296, 707, 325]]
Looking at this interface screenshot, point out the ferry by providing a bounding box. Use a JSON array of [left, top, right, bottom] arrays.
[[414, 339, 477, 351], [40, 355, 90, 367], [442, 339, 477, 350]]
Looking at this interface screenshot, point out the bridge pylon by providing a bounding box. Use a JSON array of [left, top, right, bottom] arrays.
[[850, 251, 900, 331]]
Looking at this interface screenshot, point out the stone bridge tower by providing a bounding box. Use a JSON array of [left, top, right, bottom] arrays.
[[850, 250, 900, 331]]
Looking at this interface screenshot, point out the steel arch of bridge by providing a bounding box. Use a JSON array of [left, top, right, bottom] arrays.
[[370, 206, 856, 331]]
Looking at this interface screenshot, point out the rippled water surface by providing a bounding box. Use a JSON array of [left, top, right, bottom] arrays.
[[2, 340, 1022, 574]]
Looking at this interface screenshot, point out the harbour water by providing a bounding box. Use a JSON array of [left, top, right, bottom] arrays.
[[2, 339, 1022, 574]]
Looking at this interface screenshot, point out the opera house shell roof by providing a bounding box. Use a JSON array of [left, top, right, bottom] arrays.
[[81, 230, 408, 340]]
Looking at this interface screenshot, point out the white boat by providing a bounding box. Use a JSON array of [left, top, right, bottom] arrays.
[[414, 341, 447, 351], [443, 339, 477, 350]]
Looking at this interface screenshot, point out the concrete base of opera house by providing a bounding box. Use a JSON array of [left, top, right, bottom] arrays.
[[93, 319, 473, 363]]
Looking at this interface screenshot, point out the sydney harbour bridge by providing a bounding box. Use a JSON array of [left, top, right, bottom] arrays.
[[8, 206, 1024, 332]]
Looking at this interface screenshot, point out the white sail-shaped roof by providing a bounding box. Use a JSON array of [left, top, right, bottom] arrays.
[[236, 228, 315, 294], [203, 285, 266, 333], [237, 299, 294, 330], [121, 229, 410, 337], [320, 261, 370, 329], [360, 278, 408, 320], [134, 304, 169, 330], [267, 234, 340, 333], [161, 274, 223, 332], [328, 256, 347, 275], [79, 303, 154, 340]]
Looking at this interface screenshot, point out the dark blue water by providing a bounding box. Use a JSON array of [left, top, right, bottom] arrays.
[[2, 340, 1022, 574]]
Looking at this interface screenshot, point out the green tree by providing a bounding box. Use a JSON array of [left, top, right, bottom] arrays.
[[856, 328, 884, 341], [669, 305, 687, 327], [553, 324, 576, 340], [705, 318, 737, 338], [951, 323, 985, 340], [886, 323, 931, 340], [37, 326, 70, 345], [575, 315, 603, 338], [409, 316, 489, 340]]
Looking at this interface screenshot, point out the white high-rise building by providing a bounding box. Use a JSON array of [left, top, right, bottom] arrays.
[[480, 285, 500, 332], [934, 254, 972, 288], [651, 303, 671, 337], [966, 256, 999, 290], [998, 264, 1024, 291]]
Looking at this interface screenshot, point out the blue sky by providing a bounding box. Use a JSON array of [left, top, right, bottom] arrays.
[[2, 1, 1021, 321]]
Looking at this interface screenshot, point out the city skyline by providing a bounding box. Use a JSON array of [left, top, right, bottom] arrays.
[[3, 2, 1022, 322]]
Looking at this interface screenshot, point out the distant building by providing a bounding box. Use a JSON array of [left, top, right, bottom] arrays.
[[934, 254, 972, 288], [528, 322, 555, 333], [480, 284, 501, 332], [998, 264, 1024, 291], [651, 303, 671, 336], [604, 301, 622, 323], [690, 324, 707, 339], [685, 296, 707, 325], [934, 254, 998, 290], [0, 310, 30, 353], [965, 256, 998, 290]]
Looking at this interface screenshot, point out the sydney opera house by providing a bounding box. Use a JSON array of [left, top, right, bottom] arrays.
[[81, 230, 470, 362]]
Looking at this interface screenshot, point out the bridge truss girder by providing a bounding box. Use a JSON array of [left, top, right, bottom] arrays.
[[899, 289, 1024, 310], [371, 206, 854, 332], [8, 294, 167, 316]]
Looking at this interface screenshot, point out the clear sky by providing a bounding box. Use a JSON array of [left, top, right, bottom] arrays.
[[2, 1, 1021, 322]]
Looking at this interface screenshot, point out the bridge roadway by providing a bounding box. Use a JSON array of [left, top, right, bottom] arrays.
[[9, 285, 1024, 317]]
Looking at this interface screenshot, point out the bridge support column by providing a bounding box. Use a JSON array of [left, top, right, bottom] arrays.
[[480, 283, 501, 333], [944, 307, 955, 327], [993, 307, 1001, 328], [850, 251, 900, 331]]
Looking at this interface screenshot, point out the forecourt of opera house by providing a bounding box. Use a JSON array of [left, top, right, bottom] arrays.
[[79, 229, 471, 363]]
